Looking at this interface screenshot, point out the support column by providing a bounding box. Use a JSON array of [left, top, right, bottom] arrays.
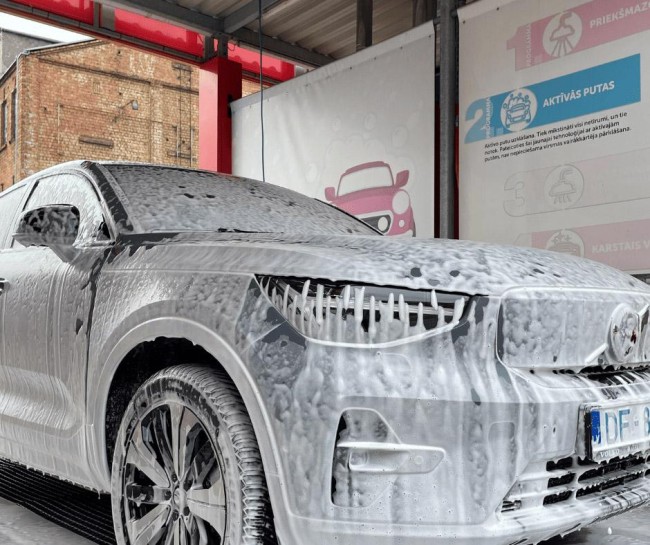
[[199, 56, 242, 173], [356, 0, 373, 51], [439, 0, 457, 239]]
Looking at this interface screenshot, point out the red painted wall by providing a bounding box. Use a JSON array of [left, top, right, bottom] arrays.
[[5, 0, 296, 82]]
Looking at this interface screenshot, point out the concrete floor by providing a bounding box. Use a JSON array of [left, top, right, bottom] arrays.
[[547, 506, 650, 545], [0, 496, 648, 545], [0, 496, 93, 545]]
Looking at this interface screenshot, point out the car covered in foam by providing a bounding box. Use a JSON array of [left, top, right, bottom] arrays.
[[0, 160, 649, 545]]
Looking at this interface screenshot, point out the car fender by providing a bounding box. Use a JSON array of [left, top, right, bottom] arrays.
[[86, 315, 289, 530]]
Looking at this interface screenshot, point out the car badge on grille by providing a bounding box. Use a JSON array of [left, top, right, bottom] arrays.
[[608, 305, 641, 363]]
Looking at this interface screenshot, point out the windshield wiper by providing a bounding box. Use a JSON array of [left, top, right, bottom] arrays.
[[216, 228, 271, 234], [148, 228, 271, 234]]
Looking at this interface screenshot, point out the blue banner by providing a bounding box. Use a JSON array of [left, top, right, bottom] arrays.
[[464, 54, 641, 143]]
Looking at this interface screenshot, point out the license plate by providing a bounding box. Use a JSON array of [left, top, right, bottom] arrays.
[[586, 402, 650, 461]]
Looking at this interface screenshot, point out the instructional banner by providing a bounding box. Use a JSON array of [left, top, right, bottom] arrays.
[[459, 0, 650, 274], [231, 24, 436, 238]]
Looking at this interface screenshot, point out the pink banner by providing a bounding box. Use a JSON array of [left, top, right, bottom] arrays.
[[507, 0, 650, 70], [531, 218, 650, 271]]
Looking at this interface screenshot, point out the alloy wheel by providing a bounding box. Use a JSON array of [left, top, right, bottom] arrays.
[[122, 402, 227, 545]]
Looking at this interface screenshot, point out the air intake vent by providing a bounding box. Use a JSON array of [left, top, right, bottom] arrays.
[[501, 454, 650, 514], [257, 276, 469, 344]]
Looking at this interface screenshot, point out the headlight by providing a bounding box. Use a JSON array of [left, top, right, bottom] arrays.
[[392, 190, 410, 215], [257, 275, 468, 344]]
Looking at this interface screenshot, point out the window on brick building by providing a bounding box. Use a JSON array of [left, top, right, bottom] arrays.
[[11, 90, 16, 142], [0, 101, 6, 147]]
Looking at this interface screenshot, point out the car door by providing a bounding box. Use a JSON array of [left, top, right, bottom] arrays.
[[0, 182, 29, 444], [0, 182, 29, 380], [0, 171, 111, 485]]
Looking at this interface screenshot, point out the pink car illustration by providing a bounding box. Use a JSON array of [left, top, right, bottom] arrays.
[[324, 161, 415, 236]]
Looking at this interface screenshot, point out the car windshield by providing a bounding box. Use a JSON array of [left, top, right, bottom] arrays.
[[105, 164, 377, 236], [337, 165, 393, 196]]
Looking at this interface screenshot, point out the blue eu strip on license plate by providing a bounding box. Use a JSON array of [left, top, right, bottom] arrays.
[[588, 403, 650, 461]]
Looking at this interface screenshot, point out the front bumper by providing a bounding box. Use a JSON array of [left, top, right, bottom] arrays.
[[279, 477, 650, 545], [245, 289, 650, 545], [273, 371, 650, 545]]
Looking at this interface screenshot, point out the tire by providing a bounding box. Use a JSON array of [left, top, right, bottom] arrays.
[[111, 365, 276, 545]]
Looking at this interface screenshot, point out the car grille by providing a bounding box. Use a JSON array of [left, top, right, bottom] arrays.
[[501, 453, 650, 514], [497, 288, 650, 371], [520, 365, 650, 391], [575, 364, 650, 385]]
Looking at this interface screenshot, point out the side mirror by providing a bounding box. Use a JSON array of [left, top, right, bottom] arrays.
[[395, 170, 409, 187], [324, 186, 337, 201], [14, 205, 80, 261]]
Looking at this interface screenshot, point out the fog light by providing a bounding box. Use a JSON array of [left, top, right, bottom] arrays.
[[331, 409, 445, 507]]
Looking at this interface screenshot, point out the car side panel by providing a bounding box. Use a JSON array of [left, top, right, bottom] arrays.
[[0, 246, 105, 486], [86, 265, 310, 539], [86, 269, 282, 483], [0, 170, 112, 487]]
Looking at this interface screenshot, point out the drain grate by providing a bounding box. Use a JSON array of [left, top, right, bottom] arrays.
[[0, 458, 116, 545]]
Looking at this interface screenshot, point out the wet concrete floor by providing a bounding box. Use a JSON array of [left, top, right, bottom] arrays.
[[0, 500, 648, 545], [548, 506, 650, 545], [0, 496, 94, 545]]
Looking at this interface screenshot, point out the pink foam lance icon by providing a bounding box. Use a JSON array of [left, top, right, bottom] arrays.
[[507, 0, 650, 70]]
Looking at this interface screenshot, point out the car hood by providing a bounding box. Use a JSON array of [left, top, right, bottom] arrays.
[[108, 232, 646, 296]]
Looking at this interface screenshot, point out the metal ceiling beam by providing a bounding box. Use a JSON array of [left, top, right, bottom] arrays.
[[1, 0, 334, 66], [100, 0, 333, 66], [0, 0, 204, 60], [223, 0, 283, 33], [232, 27, 333, 66], [100, 0, 223, 35], [356, 0, 373, 51]]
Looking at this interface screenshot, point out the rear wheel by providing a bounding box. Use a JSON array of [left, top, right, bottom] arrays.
[[111, 365, 275, 545]]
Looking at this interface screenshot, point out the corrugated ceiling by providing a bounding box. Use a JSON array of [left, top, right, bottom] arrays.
[[103, 0, 427, 65], [249, 0, 414, 59]]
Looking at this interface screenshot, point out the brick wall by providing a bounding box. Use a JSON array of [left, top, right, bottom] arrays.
[[0, 67, 17, 191], [0, 39, 272, 189], [2, 40, 202, 187], [243, 77, 263, 97]]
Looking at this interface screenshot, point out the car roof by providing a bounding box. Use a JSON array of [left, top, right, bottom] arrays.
[[1, 160, 233, 199], [28, 160, 223, 178]]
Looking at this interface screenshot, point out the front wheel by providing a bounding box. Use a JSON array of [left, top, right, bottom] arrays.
[[111, 365, 276, 545]]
